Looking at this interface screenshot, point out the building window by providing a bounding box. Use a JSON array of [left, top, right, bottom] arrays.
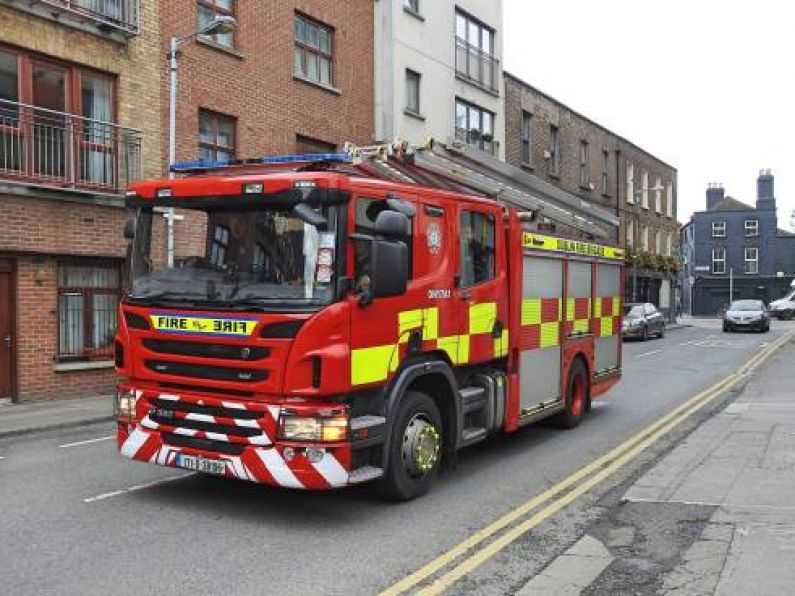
[[744, 247, 759, 274], [665, 232, 672, 256], [198, 110, 235, 162], [641, 169, 649, 209], [455, 99, 496, 155], [626, 218, 634, 249], [460, 210, 496, 287], [58, 262, 120, 361], [712, 221, 726, 238], [548, 124, 560, 176], [666, 183, 673, 218], [601, 150, 610, 195], [198, 0, 235, 48], [579, 140, 589, 188], [455, 10, 497, 92], [405, 69, 421, 115], [521, 111, 532, 165], [294, 13, 333, 86], [654, 229, 661, 254], [626, 162, 634, 204], [745, 219, 759, 237], [654, 175, 662, 213], [404, 0, 420, 13], [641, 225, 649, 251], [209, 224, 230, 266], [296, 134, 336, 154], [712, 248, 726, 274]]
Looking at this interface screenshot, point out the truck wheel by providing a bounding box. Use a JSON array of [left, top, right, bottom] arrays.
[[556, 359, 588, 429], [380, 391, 443, 501]]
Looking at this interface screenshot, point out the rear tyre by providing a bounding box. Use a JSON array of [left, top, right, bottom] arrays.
[[555, 358, 588, 429], [380, 391, 443, 501]]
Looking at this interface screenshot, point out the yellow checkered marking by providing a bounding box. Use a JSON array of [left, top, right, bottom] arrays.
[[540, 322, 560, 348], [351, 302, 507, 385], [594, 296, 621, 338], [567, 297, 591, 334]]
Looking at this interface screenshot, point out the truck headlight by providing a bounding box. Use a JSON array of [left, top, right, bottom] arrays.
[[115, 388, 137, 422], [278, 411, 348, 442]]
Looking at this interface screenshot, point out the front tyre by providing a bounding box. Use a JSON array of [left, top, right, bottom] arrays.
[[556, 359, 589, 429], [380, 391, 443, 501]]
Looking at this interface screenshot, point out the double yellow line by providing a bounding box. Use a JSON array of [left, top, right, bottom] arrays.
[[382, 330, 794, 596]]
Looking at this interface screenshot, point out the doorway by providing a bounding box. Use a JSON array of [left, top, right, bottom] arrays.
[[0, 260, 16, 401]]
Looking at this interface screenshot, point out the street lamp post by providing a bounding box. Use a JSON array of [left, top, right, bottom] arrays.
[[166, 15, 237, 267]]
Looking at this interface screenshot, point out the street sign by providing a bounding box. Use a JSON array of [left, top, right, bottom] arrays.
[[688, 275, 695, 285], [694, 266, 710, 272]]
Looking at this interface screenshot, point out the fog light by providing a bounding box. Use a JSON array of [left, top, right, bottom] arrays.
[[282, 446, 296, 462], [305, 447, 325, 464], [156, 188, 172, 198], [243, 182, 264, 194], [114, 388, 137, 422]]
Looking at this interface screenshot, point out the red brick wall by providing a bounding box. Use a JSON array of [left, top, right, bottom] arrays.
[[161, 0, 374, 166]]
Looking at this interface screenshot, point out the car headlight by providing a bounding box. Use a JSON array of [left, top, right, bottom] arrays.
[[115, 388, 137, 421], [279, 411, 348, 442]]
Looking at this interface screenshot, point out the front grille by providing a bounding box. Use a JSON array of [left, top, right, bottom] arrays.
[[145, 360, 269, 383], [143, 338, 270, 361], [149, 397, 261, 420], [149, 412, 261, 437], [162, 432, 246, 455]]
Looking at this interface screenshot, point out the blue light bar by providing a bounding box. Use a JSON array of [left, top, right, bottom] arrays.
[[170, 152, 353, 172]]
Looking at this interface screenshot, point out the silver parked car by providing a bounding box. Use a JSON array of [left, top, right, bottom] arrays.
[[622, 302, 666, 341], [723, 299, 770, 332]]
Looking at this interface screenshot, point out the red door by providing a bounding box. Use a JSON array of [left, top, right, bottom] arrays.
[[0, 262, 14, 400]]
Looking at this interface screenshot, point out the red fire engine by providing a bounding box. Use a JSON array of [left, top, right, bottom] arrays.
[[115, 142, 624, 500]]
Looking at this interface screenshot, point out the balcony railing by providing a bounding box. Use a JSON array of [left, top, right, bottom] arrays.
[[455, 127, 500, 157], [0, 99, 142, 195], [455, 38, 500, 93], [7, 0, 140, 36]]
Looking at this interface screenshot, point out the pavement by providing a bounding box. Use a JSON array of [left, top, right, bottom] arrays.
[[516, 330, 795, 595], [0, 394, 112, 438], [0, 320, 792, 596]]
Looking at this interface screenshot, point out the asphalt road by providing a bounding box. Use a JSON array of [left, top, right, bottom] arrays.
[[1, 320, 792, 596]]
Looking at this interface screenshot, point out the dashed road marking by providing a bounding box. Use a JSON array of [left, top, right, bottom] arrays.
[[83, 473, 195, 503], [635, 349, 664, 359], [59, 435, 115, 449]]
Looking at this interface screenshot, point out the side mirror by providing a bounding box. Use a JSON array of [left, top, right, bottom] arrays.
[[123, 217, 136, 240], [370, 238, 408, 299], [293, 202, 328, 228], [374, 210, 409, 239]]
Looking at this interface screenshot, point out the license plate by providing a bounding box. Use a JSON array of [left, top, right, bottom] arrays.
[[175, 454, 226, 475]]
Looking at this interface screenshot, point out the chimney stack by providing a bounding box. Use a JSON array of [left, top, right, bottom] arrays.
[[757, 169, 776, 210], [706, 182, 725, 210]]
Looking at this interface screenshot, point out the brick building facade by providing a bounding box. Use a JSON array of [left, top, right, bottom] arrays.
[[504, 73, 680, 317], [0, 1, 162, 402]]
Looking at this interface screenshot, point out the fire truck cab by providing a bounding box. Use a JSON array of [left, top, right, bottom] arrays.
[[115, 149, 623, 500]]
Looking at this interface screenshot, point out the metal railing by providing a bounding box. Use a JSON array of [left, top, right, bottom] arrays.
[[455, 37, 500, 92], [455, 127, 500, 157], [0, 99, 142, 195], [38, 0, 139, 34]]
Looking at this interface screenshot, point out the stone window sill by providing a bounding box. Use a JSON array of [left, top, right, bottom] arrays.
[[196, 36, 245, 59], [404, 109, 426, 121], [403, 6, 426, 21], [54, 360, 115, 373], [293, 74, 342, 95]]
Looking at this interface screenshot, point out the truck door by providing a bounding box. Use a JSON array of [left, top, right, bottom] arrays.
[[454, 206, 508, 367]]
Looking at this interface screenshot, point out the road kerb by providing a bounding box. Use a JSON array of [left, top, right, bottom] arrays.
[[382, 330, 794, 596]]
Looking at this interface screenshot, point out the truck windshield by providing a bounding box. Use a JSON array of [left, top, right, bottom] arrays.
[[126, 204, 339, 310]]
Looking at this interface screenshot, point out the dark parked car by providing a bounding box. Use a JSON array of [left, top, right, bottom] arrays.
[[723, 299, 770, 332], [622, 302, 665, 341]]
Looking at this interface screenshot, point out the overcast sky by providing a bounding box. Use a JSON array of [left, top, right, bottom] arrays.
[[504, 0, 795, 229]]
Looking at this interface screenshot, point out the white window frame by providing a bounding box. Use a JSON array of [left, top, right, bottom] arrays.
[[405, 69, 421, 115], [626, 218, 634, 249], [641, 225, 649, 251], [665, 232, 672, 256], [641, 169, 649, 209], [744, 219, 759, 237], [744, 247, 759, 274], [666, 183, 673, 218], [626, 162, 634, 204], [712, 248, 726, 274], [654, 175, 662, 213], [712, 221, 726, 238]]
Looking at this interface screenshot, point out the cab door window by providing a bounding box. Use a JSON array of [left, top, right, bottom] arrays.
[[353, 197, 413, 289], [459, 210, 495, 287]]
